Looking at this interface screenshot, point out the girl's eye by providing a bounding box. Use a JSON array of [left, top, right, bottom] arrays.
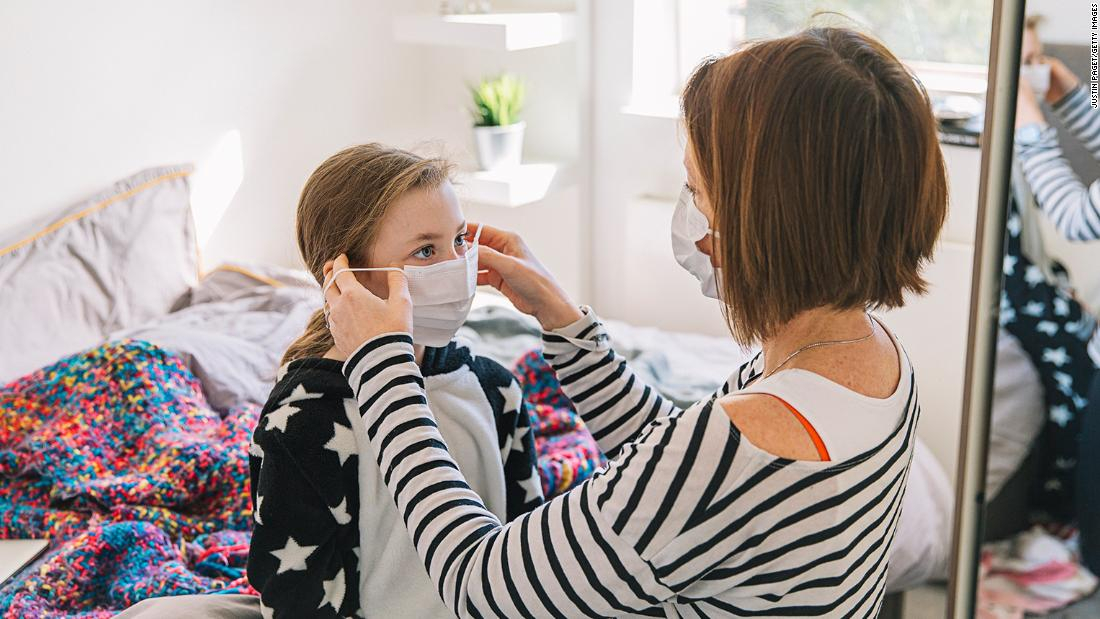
[[454, 233, 468, 248], [684, 183, 697, 197], [414, 245, 435, 259]]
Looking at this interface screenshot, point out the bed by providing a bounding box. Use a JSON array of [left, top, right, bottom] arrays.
[[0, 167, 955, 617]]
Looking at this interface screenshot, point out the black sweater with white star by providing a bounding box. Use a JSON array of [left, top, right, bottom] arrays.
[[247, 341, 543, 618]]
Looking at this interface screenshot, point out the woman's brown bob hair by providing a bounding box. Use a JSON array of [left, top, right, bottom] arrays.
[[682, 27, 947, 345]]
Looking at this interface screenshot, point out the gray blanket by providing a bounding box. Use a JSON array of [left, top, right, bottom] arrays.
[[109, 264, 318, 412]]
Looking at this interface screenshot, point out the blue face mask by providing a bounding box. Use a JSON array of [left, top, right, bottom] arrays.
[[670, 185, 721, 300]]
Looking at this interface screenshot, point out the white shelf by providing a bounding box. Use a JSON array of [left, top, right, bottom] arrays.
[[455, 162, 567, 207], [392, 12, 576, 51]]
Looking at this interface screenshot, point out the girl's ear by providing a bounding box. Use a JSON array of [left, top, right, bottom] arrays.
[[358, 269, 391, 301]]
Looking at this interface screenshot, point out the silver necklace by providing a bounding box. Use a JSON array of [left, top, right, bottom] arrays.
[[761, 313, 877, 379]]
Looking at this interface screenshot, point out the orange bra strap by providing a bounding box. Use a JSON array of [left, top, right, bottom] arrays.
[[758, 393, 830, 461]]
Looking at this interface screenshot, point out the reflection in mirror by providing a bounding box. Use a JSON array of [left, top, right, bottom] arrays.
[[975, 2, 1100, 616]]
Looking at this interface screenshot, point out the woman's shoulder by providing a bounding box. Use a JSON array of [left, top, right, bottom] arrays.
[[715, 393, 826, 461]]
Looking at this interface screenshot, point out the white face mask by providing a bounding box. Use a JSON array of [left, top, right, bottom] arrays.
[[323, 226, 481, 347], [671, 185, 722, 300], [1021, 63, 1051, 100]]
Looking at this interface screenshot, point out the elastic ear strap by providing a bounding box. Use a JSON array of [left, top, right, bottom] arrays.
[[324, 266, 399, 290], [322, 267, 402, 325], [472, 223, 484, 245]]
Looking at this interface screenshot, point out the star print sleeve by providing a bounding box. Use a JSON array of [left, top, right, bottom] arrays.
[[248, 415, 359, 617], [539, 307, 681, 458], [497, 376, 544, 519], [342, 333, 680, 618], [1016, 86, 1100, 241]]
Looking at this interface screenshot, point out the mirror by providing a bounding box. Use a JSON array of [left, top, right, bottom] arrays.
[[956, 0, 1100, 615]]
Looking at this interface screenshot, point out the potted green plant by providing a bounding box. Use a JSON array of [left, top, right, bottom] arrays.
[[470, 73, 526, 171]]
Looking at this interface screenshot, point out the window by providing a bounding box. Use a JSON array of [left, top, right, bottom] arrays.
[[627, 0, 994, 117]]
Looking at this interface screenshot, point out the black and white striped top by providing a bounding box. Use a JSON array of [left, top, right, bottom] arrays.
[[1016, 85, 1100, 241], [341, 308, 919, 617], [1016, 84, 1100, 363]]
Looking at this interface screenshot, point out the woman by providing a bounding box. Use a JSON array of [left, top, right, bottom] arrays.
[[324, 27, 946, 617]]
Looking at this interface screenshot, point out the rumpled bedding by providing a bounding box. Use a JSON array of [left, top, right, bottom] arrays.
[[0, 341, 256, 618], [109, 264, 320, 413], [1, 264, 317, 617]]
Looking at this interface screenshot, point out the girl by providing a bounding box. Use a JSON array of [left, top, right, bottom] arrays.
[[324, 27, 946, 617], [246, 144, 543, 618]]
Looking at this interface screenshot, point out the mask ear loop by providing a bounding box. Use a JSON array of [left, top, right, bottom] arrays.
[[322, 266, 402, 331], [470, 224, 489, 276]]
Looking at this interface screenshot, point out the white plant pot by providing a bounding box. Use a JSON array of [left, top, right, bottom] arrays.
[[473, 121, 525, 171]]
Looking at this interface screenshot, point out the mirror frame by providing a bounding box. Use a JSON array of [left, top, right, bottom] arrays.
[[948, 0, 1026, 615]]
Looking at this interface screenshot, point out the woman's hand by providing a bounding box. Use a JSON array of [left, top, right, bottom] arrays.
[[471, 223, 583, 330], [1044, 55, 1080, 105], [323, 254, 413, 358]]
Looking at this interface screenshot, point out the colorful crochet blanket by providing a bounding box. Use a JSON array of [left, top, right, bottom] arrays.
[[0, 342, 604, 617], [0, 341, 256, 618], [513, 350, 607, 498]]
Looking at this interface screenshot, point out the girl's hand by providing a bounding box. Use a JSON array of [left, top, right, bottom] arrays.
[[323, 254, 413, 358], [470, 223, 583, 330], [1044, 56, 1080, 105]]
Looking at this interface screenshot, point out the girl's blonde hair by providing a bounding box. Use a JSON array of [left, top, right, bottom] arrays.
[[282, 144, 453, 365]]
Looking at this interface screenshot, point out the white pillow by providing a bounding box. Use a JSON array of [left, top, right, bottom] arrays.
[[0, 166, 197, 381]]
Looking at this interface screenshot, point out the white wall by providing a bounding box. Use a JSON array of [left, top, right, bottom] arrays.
[[590, 0, 731, 337], [0, 0, 428, 269]]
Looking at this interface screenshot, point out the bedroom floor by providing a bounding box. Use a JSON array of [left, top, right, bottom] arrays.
[[900, 585, 1100, 617]]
